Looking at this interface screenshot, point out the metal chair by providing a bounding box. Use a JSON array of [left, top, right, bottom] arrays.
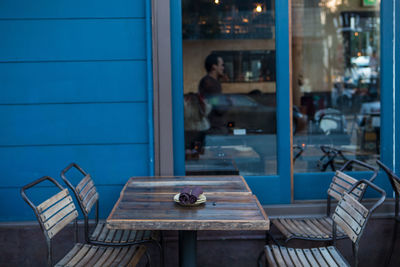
[[271, 159, 378, 244], [21, 176, 149, 267], [264, 179, 386, 267], [60, 163, 163, 266], [376, 160, 399, 266]]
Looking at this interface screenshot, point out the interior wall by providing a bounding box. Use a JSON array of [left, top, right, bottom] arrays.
[[183, 39, 276, 94]]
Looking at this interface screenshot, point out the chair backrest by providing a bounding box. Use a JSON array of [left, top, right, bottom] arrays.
[[327, 159, 378, 202], [61, 163, 99, 217], [21, 176, 78, 266], [332, 179, 385, 244]]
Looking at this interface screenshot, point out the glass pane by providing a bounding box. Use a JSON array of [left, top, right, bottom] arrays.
[[291, 0, 380, 173], [182, 0, 277, 176]]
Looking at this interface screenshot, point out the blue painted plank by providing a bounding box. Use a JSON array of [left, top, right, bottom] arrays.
[[0, 0, 144, 19], [0, 61, 146, 104], [1, 185, 126, 221], [294, 171, 392, 200], [0, 144, 149, 187], [0, 103, 148, 145], [0, 19, 145, 61]]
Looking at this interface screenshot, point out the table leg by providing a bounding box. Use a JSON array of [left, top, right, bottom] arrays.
[[179, 230, 197, 267]]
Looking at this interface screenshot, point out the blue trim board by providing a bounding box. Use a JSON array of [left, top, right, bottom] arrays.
[[0, 144, 150, 187], [0, 61, 147, 104], [146, 0, 155, 175], [0, 103, 148, 146], [396, 0, 400, 175], [0, 20, 146, 61], [380, 0, 395, 181], [0, 0, 145, 19], [171, 0, 185, 176], [274, 0, 291, 203]]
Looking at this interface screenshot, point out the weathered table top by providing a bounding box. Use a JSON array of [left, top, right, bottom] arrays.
[[106, 176, 269, 231]]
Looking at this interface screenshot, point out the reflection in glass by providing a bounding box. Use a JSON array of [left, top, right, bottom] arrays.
[[182, 0, 277, 176], [291, 0, 380, 173]]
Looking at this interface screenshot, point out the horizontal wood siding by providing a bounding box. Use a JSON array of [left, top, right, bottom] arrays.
[[0, 103, 148, 145], [0, 61, 147, 104], [0, 0, 151, 221], [0, 0, 144, 19]]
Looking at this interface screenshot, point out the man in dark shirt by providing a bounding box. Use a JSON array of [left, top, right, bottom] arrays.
[[198, 54, 224, 97], [198, 53, 227, 134]]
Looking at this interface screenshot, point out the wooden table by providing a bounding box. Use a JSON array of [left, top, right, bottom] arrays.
[[106, 176, 269, 267]]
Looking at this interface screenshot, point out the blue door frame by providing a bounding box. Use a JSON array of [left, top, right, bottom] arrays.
[[170, 0, 396, 204]]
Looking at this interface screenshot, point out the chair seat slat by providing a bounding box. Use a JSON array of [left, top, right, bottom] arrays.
[[271, 219, 293, 239], [105, 229, 116, 243], [309, 218, 332, 236], [295, 248, 311, 267], [75, 245, 98, 267], [120, 245, 147, 267], [281, 219, 305, 237], [113, 229, 123, 243], [291, 219, 320, 238], [264, 246, 278, 267], [37, 189, 69, 213], [65, 243, 91, 266], [92, 247, 114, 267], [311, 247, 329, 267], [90, 223, 104, 241], [327, 246, 349, 267], [271, 245, 287, 266], [101, 247, 123, 266], [319, 247, 339, 267], [287, 248, 303, 267], [55, 243, 83, 266], [120, 230, 130, 243], [280, 246, 293, 266], [303, 249, 319, 267], [302, 219, 327, 238]]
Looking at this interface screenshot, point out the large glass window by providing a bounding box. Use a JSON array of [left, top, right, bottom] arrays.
[[182, 0, 277, 176], [291, 0, 380, 173]]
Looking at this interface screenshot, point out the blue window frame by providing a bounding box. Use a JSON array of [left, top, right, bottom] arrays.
[[170, 0, 396, 204]]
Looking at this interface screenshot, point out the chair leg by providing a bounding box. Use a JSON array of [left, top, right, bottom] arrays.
[[384, 219, 399, 267], [257, 250, 264, 267], [145, 250, 152, 267]]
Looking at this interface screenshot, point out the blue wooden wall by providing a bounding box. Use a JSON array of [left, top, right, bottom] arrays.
[[0, 0, 152, 221]]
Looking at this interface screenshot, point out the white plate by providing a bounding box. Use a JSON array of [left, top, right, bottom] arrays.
[[173, 193, 206, 206]]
